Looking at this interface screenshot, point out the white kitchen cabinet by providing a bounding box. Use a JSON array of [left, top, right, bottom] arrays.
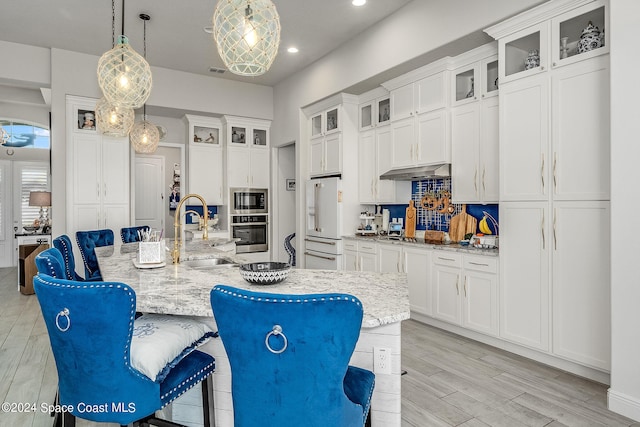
[[359, 94, 391, 131], [223, 116, 271, 189], [462, 255, 499, 336], [551, 57, 609, 201], [500, 74, 550, 201], [431, 252, 462, 325], [552, 201, 610, 370], [185, 115, 224, 204], [390, 72, 448, 120], [66, 95, 130, 235], [306, 95, 359, 178], [451, 96, 499, 203], [499, 202, 550, 352], [358, 126, 410, 204], [342, 239, 376, 272], [378, 242, 431, 316], [390, 109, 449, 170], [451, 51, 499, 107]]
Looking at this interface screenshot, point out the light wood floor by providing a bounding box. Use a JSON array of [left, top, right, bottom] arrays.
[[1, 266, 637, 427]]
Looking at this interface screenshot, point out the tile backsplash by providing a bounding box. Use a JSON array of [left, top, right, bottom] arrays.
[[378, 177, 498, 234]]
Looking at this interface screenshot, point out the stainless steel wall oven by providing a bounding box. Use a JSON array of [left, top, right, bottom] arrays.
[[231, 214, 268, 253]]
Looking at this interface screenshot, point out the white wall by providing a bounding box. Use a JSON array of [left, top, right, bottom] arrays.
[[608, 0, 640, 421], [271, 0, 544, 146], [0, 40, 50, 87]]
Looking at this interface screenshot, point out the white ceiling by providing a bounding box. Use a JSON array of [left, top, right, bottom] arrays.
[[0, 0, 414, 87]]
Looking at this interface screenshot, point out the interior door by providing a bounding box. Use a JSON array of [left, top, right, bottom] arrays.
[[0, 160, 12, 267], [135, 156, 164, 231]]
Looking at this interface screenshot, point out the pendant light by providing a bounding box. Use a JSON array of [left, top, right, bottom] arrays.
[[130, 13, 159, 154], [212, 0, 281, 76], [97, 0, 152, 109], [95, 96, 135, 137]]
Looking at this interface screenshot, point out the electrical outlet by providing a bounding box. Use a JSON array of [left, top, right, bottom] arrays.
[[373, 347, 392, 375]]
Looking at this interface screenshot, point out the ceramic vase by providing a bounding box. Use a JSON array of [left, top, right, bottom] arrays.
[[524, 49, 540, 70], [578, 21, 602, 54]]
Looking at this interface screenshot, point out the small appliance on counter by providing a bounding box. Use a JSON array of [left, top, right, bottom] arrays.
[[387, 222, 403, 240], [356, 212, 377, 236]]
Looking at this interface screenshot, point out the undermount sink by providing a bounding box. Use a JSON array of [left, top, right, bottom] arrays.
[[181, 258, 238, 268]]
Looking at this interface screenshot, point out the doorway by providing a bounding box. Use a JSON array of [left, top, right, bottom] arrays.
[[272, 143, 296, 263]]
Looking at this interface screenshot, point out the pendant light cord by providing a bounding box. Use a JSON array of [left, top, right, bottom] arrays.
[[111, 0, 115, 48], [121, 0, 125, 36]]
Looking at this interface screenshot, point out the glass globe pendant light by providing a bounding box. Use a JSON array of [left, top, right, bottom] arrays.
[[130, 13, 159, 154], [97, 0, 152, 109], [212, 0, 281, 76], [95, 96, 135, 137]]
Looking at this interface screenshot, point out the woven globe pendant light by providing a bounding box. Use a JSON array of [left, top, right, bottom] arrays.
[[212, 0, 281, 76], [95, 97, 135, 137], [97, 35, 152, 109], [130, 13, 159, 154], [130, 120, 159, 153]]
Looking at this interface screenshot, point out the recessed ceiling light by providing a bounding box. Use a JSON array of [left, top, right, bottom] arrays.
[[352, 0, 366, 6], [287, 47, 299, 53], [203, 26, 213, 34]]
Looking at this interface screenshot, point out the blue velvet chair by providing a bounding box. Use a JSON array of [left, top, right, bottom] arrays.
[[34, 274, 216, 427], [121, 225, 151, 243], [52, 235, 86, 281], [75, 229, 114, 281], [34, 247, 67, 279], [210, 284, 375, 427]]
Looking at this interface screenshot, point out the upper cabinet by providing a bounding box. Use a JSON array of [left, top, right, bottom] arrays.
[[382, 59, 451, 170], [359, 94, 391, 131], [304, 93, 359, 178], [487, 0, 608, 85], [223, 116, 271, 188], [185, 115, 225, 205], [451, 45, 499, 107]]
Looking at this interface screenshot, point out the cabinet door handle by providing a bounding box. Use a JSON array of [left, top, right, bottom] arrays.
[[482, 167, 486, 194], [416, 143, 420, 160], [464, 276, 468, 297], [437, 256, 456, 262], [469, 262, 489, 267], [455, 276, 459, 295], [474, 168, 478, 196], [553, 208, 557, 250], [553, 152, 557, 194], [97, 183, 100, 198], [304, 252, 335, 261], [409, 145, 413, 160], [541, 210, 546, 250], [541, 154, 545, 192], [371, 178, 375, 197]]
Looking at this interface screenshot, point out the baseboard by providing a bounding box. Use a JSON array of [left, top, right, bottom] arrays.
[[608, 389, 640, 422], [409, 311, 610, 385]]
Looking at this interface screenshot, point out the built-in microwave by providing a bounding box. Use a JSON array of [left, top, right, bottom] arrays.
[[231, 188, 268, 214]]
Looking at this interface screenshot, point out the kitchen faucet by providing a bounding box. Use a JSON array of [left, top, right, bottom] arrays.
[[172, 193, 209, 264]]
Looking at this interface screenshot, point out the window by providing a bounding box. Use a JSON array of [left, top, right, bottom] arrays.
[[0, 120, 50, 149], [15, 163, 50, 228]]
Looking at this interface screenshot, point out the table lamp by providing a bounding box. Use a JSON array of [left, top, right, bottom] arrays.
[[29, 191, 51, 228]]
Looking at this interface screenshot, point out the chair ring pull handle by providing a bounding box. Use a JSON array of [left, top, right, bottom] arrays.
[[265, 324, 287, 354], [55, 308, 71, 332]]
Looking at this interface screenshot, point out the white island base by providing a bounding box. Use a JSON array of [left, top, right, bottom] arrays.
[[95, 243, 409, 427]]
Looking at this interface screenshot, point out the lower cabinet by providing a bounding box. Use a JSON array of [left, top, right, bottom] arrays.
[[378, 243, 431, 316], [432, 250, 499, 337], [343, 239, 377, 272]]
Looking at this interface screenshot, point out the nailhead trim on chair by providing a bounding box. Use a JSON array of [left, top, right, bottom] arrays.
[[36, 277, 152, 382], [213, 287, 362, 307], [57, 237, 75, 280], [159, 360, 215, 406]]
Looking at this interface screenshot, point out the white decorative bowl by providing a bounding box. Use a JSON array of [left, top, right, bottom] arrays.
[[239, 262, 291, 285]]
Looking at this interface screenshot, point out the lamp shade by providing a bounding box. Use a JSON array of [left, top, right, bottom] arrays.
[[95, 97, 135, 137], [212, 0, 281, 76], [29, 191, 51, 207], [130, 120, 160, 153], [97, 36, 153, 109]]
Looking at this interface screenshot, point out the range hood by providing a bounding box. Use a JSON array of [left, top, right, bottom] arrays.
[[379, 164, 450, 181]]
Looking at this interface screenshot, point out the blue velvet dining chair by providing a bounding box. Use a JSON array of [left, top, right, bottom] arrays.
[[121, 225, 151, 243], [33, 274, 216, 427], [75, 229, 114, 281], [52, 235, 85, 281], [210, 284, 375, 427], [34, 247, 67, 279]]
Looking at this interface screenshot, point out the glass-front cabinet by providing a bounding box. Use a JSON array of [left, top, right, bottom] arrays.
[[499, 22, 548, 84], [551, 0, 607, 68], [311, 106, 341, 138], [359, 94, 391, 131]]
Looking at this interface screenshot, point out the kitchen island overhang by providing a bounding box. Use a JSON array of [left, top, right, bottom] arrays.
[[95, 242, 409, 426]]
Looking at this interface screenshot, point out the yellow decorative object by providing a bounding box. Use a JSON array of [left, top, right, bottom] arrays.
[[212, 0, 281, 76]]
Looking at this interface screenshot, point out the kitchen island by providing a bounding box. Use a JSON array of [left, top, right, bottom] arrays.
[[95, 242, 410, 427]]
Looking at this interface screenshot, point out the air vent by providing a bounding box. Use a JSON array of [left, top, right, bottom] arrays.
[[209, 67, 226, 74]]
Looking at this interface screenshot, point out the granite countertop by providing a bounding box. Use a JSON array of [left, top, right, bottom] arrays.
[[343, 234, 499, 257], [95, 241, 409, 328]]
